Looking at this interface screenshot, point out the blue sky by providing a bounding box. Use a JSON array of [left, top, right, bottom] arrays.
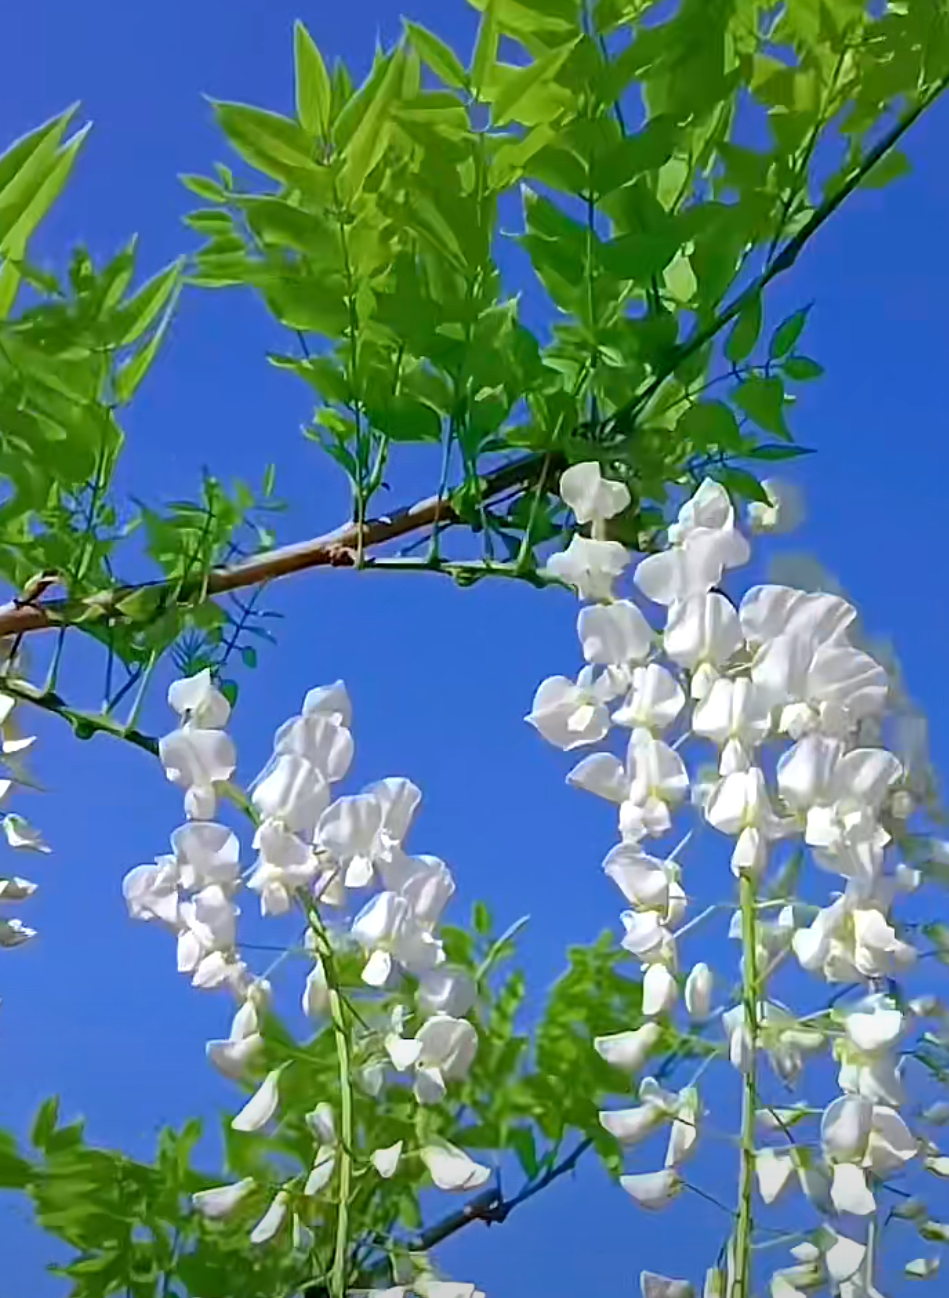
[[2, 2, 949, 1296]]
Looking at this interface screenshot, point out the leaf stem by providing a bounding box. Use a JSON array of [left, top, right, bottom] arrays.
[[329, 980, 354, 1298], [732, 871, 759, 1298]]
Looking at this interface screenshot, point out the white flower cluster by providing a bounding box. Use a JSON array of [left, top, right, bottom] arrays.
[[0, 676, 49, 956], [123, 671, 489, 1252], [529, 463, 941, 1298]]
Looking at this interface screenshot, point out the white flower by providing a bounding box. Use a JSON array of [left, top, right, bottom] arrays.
[[420, 1140, 491, 1192], [371, 1141, 403, 1178], [1, 814, 50, 853], [400, 1014, 479, 1105], [249, 1189, 289, 1244], [559, 461, 631, 524], [755, 1148, 796, 1205], [269, 709, 354, 784], [417, 966, 477, 1018], [251, 754, 329, 837], [593, 1023, 661, 1073], [172, 822, 241, 890], [526, 670, 613, 750], [635, 481, 749, 608], [643, 963, 678, 1017], [546, 535, 631, 600], [206, 1031, 263, 1079], [684, 962, 713, 1021], [304, 1145, 336, 1195], [619, 1167, 682, 1210], [746, 479, 805, 535], [168, 670, 231, 729], [231, 1068, 282, 1133], [665, 1086, 700, 1166], [822, 1095, 873, 1163], [604, 845, 672, 912], [664, 592, 743, 675], [641, 1273, 695, 1298], [192, 1177, 256, 1220], [844, 995, 903, 1054], [741, 585, 888, 732], [302, 960, 330, 1018], [722, 1005, 753, 1073], [0, 875, 36, 902], [123, 859, 180, 925], [613, 664, 685, 732], [829, 1162, 875, 1216], [621, 732, 690, 841], [599, 1100, 667, 1146], [620, 910, 674, 965], [351, 891, 443, 986], [705, 767, 789, 876], [691, 677, 772, 773], [578, 601, 653, 667], [159, 728, 236, 820]]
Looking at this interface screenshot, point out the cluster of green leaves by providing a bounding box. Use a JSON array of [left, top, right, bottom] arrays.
[[0, 111, 285, 719], [185, 0, 949, 557], [0, 1099, 313, 1298]]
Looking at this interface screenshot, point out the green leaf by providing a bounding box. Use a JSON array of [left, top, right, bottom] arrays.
[[180, 173, 227, 203], [211, 101, 316, 181], [114, 278, 181, 403], [471, 0, 499, 96], [0, 106, 77, 242], [714, 467, 770, 505], [745, 443, 814, 461], [294, 21, 332, 136], [115, 587, 165, 622], [509, 1125, 539, 1178], [364, 394, 442, 443], [677, 400, 741, 451], [473, 901, 493, 936], [491, 39, 580, 128], [782, 355, 824, 381], [862, 148, 910, 190], [769, 307, 809, 360], [724, 294, 762, 364], [31, 1096, 61, 1151], [114, 259, 184, 346], [339, 47, 406, 196], [0, 122, 90, 319], [733, 375, 791, 439], [0, 1130, 31, 1189], [404, 21, 467, 89]]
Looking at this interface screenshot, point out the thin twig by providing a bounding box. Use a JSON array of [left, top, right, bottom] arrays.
[[0, 454, 559, 641]]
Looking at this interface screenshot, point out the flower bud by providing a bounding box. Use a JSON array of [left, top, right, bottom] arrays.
[[684, 962, 713, 1021]]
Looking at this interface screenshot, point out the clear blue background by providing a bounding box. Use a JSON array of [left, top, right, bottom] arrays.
[[1, 2, 948, 1294]]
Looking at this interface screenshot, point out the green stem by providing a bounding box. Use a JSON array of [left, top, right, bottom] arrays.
[[732, 871, 759, 1298], [302, 900, 355, 1298], [329, 981, 354, 1298], [0, 674, 159, 756]]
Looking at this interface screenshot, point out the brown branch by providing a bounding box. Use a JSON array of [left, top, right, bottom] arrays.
[[0, 452, 559, 642]]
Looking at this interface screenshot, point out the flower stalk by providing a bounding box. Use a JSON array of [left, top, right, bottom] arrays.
[[732, 871, 759, 1298]]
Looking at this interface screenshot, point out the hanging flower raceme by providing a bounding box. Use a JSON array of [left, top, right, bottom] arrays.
[[126, 672, 487, 1257], [0, 672, 49, 956], [528, 462, 941, 1295]]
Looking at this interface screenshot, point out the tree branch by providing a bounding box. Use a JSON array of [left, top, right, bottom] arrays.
[[413, 1137, 593, 1253], [0, 453, 559, 642]]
